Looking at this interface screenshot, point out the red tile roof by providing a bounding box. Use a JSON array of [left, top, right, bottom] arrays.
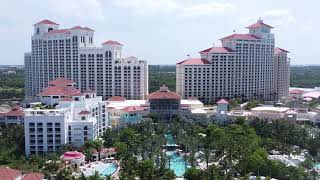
[[102, 40, 123, 46], [46, 29, 70, 34], [176, 58, 210, 65], [0, 107, 24, 117], [78, 110, 91, 115], [246, 21, 273, 29], [121, 106, 145, 112], [49, 78, 74, 86], [107, 96, 126, 101], [70, 26, 94, 31], [21, 173, 44, 180], [199, 47, 235, 53], [221, 34, 261, 40], [38, 86, 81, 96], [289, 89, 305, 94], [148, 85, 181, 100], [217, 99, 229, 104], [275, 47, 290, 54], [0, 167, 21, 180], [34, 19, 59, 26]]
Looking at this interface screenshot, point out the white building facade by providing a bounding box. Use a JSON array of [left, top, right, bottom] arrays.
[[176, 20, 290, 103], [25, 19, 148, 101], [24, 78, 109, 156]]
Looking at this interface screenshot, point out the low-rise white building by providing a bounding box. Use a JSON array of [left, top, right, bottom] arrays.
[[0, 106, 24, 126], [24, 78, 108, 156], [251, 106, 290, 120]]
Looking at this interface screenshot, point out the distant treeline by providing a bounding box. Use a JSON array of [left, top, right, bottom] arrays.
[[290, 66, 320, 88], [148, 65, 176, 93], [0, 69, 24, 100], [0, 65, 319, 100]]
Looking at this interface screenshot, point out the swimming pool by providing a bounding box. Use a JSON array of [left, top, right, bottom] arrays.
[[165, 133, 176, 146], [166, 151, 190, 177], [99, 163, 118, 176], [82, 162, 118, 177]]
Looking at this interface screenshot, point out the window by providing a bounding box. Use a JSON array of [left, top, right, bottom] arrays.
[[48, 27, 53, 32]]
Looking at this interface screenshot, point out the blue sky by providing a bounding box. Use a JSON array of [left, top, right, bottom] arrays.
[[0, 0, 317, 65]]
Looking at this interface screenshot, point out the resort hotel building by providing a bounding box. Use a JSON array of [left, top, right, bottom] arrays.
[[24, 78, 108, 156], [24, 19, 148, 101], [176, 19, 290, 103]]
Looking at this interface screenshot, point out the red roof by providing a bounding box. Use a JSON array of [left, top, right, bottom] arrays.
[[107, 96, 126, 101], [148, 85, 181, 100], [0, 167, 21, 180], [176, 58, 210, 65], [49, 78, 74, 86], [46, 29, 70, 34], [246, 20, 273, 29], [199, 47, 235, 53], [38, 86, 81, 96], [102, 40, 123, 46], [21, 173, 44, 180], [121, 106, 145, 112], [217, 99, 229, 104], [34, 19, 59, 26], [63, 151, 84, 160], [289, 89, 305, 94], [70, 26, 94, 31], [275, 47, 290, 54], [221, 34, 261, 40], [0, 107, 24, 117], [78, 110, 91, 115]]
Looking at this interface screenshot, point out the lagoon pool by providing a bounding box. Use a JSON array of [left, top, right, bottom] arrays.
[[82, 162, 118, 177], [167, 151, 190, 177]]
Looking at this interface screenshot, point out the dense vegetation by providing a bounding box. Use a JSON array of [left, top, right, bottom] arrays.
[[2, 116, 320, 179], [0, 69, 24, 102], [148, 65, 176, 93], [290, 66, 320, 88]]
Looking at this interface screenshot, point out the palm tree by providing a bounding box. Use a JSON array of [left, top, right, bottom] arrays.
[[88, 171, 104, 180], [93, 139, 103, 161]]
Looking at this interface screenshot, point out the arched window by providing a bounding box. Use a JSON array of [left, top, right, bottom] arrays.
[[72, 36, 78, 42], [75, 97, 79, 101], [48, 27, 53, 32], [85, 94, 90, 99]]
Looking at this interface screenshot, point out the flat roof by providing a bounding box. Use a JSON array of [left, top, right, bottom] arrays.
[[251, 106, 290, 113]]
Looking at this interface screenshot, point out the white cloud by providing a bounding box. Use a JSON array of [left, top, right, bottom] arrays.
[[178, 2, 235, 18], [263, 9, 296, 26], [242, 9, 296, 27], [112, 0, 235, 17], [46, 0, 104, 21]]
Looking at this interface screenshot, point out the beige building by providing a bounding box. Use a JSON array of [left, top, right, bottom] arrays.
[[24, 19, 148, 101], [176, 19, 290, 103], [274, 48, 290, 99]]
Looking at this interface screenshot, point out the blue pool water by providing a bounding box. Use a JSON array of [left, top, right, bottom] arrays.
[[314, 163, 320, 169], [100, 163, 118, 176], [166, 151, 190, 177], [165, 133, 176, 146]]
